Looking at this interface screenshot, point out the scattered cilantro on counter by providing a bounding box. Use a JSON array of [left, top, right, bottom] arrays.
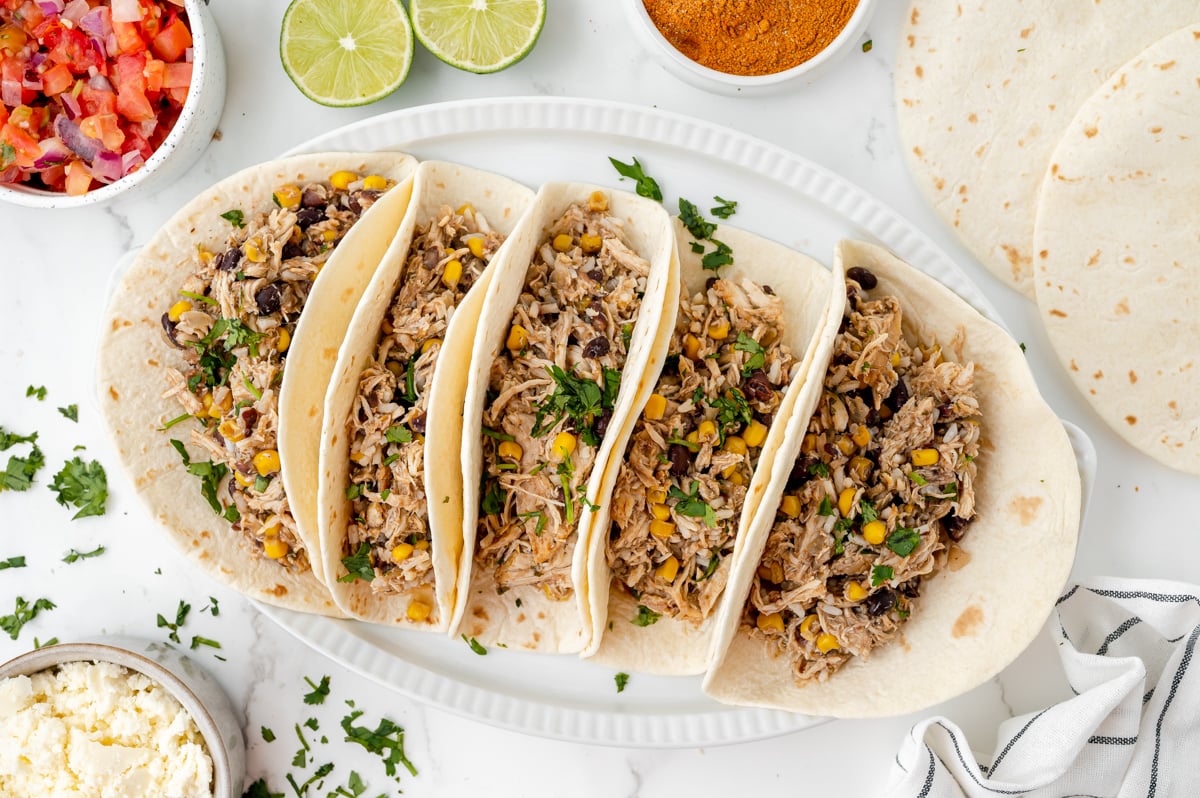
[[34, 636, 58, 649], [341, 709, 418, 779], [0, 427, 44, 492], [0, 556, 25, 570], [156, 600, 191, 644], [862, 39, 873, 53], [202, 596, 220, 616], [1, 596, 55, 640], [710, 196, 738, 219], [25, 385, 46, 400], [608, 156, 662, 201], [303, 675, 331, 705], [57, 404, 78, 422], [461, 634, 487, 656], [242, 779, 282, 798], [190, 635, 221, 651], [48, 457, 108, 519], [62, 545, 105, 563], [614, 672, 630, 693], [261, 726, 276, 743]]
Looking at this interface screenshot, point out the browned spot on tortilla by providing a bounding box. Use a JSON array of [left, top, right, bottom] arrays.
[[472, 606, 489, 620], [1087, 249, 1102, 267], [1039, 249, 1048, 259], [911, 7, 919, 24], [1129, 370, 1138, 383], [147, 358, 159, 367], [1049, 309, 1067, 318], [915, 65, 924, 78], [976, 144, 987, 158], [111, 318, 121, 331], [903, 97, 914, 107], [1050, 163, 1059, 176], [1125, 415, 1138, 425], [1114, 73, 1127, 90], [1089, 388, 1097, 395], [934, 177, 946, 190], [1093, 369, 1104, 379], [323, 347, 338, 360], [532, 632, 541, 643], [1115, 298, 1130, 315], [267, 584, 288, 597], [1084, 126, 1098, 138], [946, 545, 971, 572], [959, 184, 967, 195], [907, 34, 915, 48], [1000, 244, 1030, 280], [1123, 256, 1136, 264], [108, 387, 119, 400], [968, 112, 978, 123], [952, 606, 983, 638], [1156, 60, 1177, 70], [308, 405, 318, 418], [516, 613, 526, 622], [1009, 495, 1043, 526], [537, 611, 546, 620], [913, 146, 923, 157], [1070, 359, 1079, 371], [1150, 126, 1163, 134], [1020, 25, 1034, 38]]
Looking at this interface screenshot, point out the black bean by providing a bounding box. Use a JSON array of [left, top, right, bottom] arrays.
[[301, 186, 326, 207], [254, 283, 282, 315], [282, 242, 303, 260], [423, 246, 443, 270], [593, 409, 612, 440], [938, 403, 954, 420], [847, 266, 878, 290], [296, 206, 325, 229], [943, 514, 969, 542], [832, 352, 854, 367], [865, 407, 880, 426], [864, 587, 895, 616], [744, 369, 773, 403], [590, 313, 607, 331], [786, 456, 813, 490], [347, 189, 380, 214], [217, 247, 241, 272], [826, 575, 847, 596], [587, 268, 604, 283], [668, 444, 690, 477], [160, 313, 182, 348], [885, 377, 910, 412], [898, 579, 922, 599], [762, 284, 775, 295], [582, 336, 610, 359], [241, 407, 259, 435], [410, 412, 427, 436], [705, 277, 718, 291]]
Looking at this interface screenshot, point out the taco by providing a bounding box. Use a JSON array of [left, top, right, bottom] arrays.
[[703, 240, 1081, 717], [582, 221, 846, 674], [454, 183, 677, 653], [98, 152, 416, 615], [317, 161, 535, 629]]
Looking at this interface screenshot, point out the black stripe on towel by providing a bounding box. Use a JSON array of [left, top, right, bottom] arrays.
[[1087, 735, 1138, 745], [1096, 617, 1142, 656], [1148, 624, 1200, 797], [986, 709, 1049, 777]]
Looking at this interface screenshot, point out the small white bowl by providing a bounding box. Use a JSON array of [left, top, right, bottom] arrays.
[[0, 637, 245, 797], [623, 0, 877, 96], [0, 0, 227, 209]]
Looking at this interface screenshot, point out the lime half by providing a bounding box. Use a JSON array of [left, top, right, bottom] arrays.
[[280, 0, 414, 107], [410, 0, 546, 74]]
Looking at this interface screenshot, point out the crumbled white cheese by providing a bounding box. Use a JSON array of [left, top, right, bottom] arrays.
[[0, 660, 213, 797]]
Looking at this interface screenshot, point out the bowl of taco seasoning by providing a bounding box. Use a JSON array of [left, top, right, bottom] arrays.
[[624, 0, 876, 95]]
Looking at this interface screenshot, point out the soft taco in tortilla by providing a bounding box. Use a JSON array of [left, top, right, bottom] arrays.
[[582, 219, 846, 674], [454, 183, 677, 653], [317, 161, 535, 629], [703, 240, 1080, 717], [98, 152, 416, 615]]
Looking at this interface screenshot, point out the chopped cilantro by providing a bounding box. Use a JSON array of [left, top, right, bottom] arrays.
[[169, 440, 233, 518], [0, 427, 44, 492], [615, 672, 630, 693], [908, 472, 928, 486], [632, 604, 661, 627], [808, 461, 831, 478], [518, 510, 547, 537], [668, 481, 717, 528], [734, 333, 766, 376], [48, 457, 108, 519], [0, 556, 26, 570], [699, 552, 721, 581], [57, 404, 78, 422], [220, 209, 245, 227], [710, 196, 738, 219], [678, 197, 717, 240], [689, 240, 705, 254], [481, 426, 515, 442], [62, 545, 105, 564], [190, 635, 221, 651], [338, 543, 375, 583], [244, 778, 283, 798], [942, 482, 959, 498], [665, 432, 699, 452], [25, 385, 46, 400], [156, 600, 190, 644], [242, 375, 262, 401], [346, 483, 364, 500], [159, 413, 192, 431], [379, 488, 391, 501], [532, 365, 620, 446], [34, 636, 57, 649], [1019, 341, 1027, 353], [833, 517, 853, 533], [480, 478, 506, 516], [461, 634, 487, 655], [303, 675, 331, 705], [0, 596, 54, 640], [817, 496, 834, 516], [862, 39, 873, 52], [886, 527, 921, 557], [341, 710, 418, 778], [859, 498, 878, 524], [204, 596, 220, 616], [261, 727, 277, 743], [711, 387, 753, 434], [871, 564, 894, 587], [700, 239, 734, 272], [385, 424, 412, 444], [608, 156, 662, 201], [303, 717, 319, 731], [180, 290, 218, 306]]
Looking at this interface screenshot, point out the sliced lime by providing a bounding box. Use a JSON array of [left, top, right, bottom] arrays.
[[280, 0, 414, 107], [410, 0, 546, 74]]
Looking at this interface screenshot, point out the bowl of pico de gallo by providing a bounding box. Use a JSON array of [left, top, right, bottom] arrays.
[[0, 0, 225, 207]]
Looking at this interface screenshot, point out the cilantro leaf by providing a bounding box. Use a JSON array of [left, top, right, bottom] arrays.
[[57, 404, 78, 422], [480, 477, 505, 516], [341, 710, 418, 779], [734, 333, 766, 376], [908, 471, 928, 486], [481, 426, 515, 442], [220, 209, 245, 227], [532, 365, 619, 445], [156, 600, 191, 644], [614, 672, 630, 693], [711, 387, 753, 434], [261, 726, 276, 743], [190, 635, 221, 651], [808, 461, 830, 478], [0, 556, 25, 570], [461, 634, 487, 655], [303, 675, 331, 705], [668, 481, 717, 528], [632, 604, 661, 627], [886, 527, 921, 557], [710, 196, 738, 219], [859, 498, 878, 524], [608, 156, 662, 201], [0, 427, 44, 492], [62, 545, 105, 564], [25, 385, 47, 400], [678, 198, 717, 240], [871, 564, 894, 587], [385, 424, 412, 444], [48, 457, 108, 519], [817, 496, 834, 516], [700, 239, 733, 272], [1, 596, 55, 640], [338, 542, 375, 583]]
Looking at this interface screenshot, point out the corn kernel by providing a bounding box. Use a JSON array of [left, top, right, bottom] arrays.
[[799, 614, 820, 641], [421, 338, 442, 355], [780, 495, 801, 518], [685, 430, 700, 446], [321, 229, 338, 242], [648, 488, 668, 505], [890, 352, 901, 367], [698, 420, 717, 441], [743, 420, 768, 448], [406, 601, 432, 622], [836, 435, 857, 456], [756, 613, 785, 632], [276, 328, 291, 353], [552, 233, 574, 252], [838, 487, 857, 517], [235, 471, 255, 487], [852, 425, 871, 449], [649, 519, 675, 539], [362, 174, 388, 191], [197, 246, 214, 265], [655, 555, 679, 582], [273, 183, 301, 209], [863, 519, 887, 545], [551, 431, 576, 462], [723, 436, 748, 456], [260, 522, 280, 537], [498, 440, 523, 461], [466, 236, 485, 258], [263, 538, 289, 559], [911, 448, 940, 467], [683, 333, 701, 360], [707, 321, 730, 340], [587, 190, 609, 212], [209, 391, 232, 419], [330, 170, 358, 190], [442, 259, 463, 289], [506, 324, 528, 353], [643, 393, 667, 421], [414, 539, 430, 551], [168, 300, 192, 322], [253, 449, 281, 476], [879, 405, 893, 420], [650, 503, 671, 521], [456, 202, 475, 216], [720, 463, 737, 478], [802, 433, 818, 454], [849, 456, 872, 482], [245, 240, 266, 263], [580, 233, 602, 254], [729, 471, 745, 486], [218, 419, 245, 442], [816, 632, 840, 653], [392, 543, 414, 562], [846, 581, 869, 601]]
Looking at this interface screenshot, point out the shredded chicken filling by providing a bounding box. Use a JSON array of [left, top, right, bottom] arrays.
[[344, 205, 502, 597], [161, 177, 392, 571], [477, 193, 649, 600], [745, 269, 983, 684], [607, 277, 797, 624]]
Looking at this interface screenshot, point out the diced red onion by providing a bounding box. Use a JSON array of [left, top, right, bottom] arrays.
[[63, 0, 90, 24], [79, 7, 113, 39], [1, 79, 21, 108], [110, 0, 141, 23], [37, 0, 64, 17], [34, 137, 72, 168], [184, 47, 193, 63], [121, 150, 144, 174], [89, 35, 106, 61], [137, 118, 157, 138], [54, 115, 101, 162], [29, 52, 47, 68], [22, 75, 44, 91], [88, 73, 113, 92], [60, 91, 81, 119], [91, 149, 122, 183]]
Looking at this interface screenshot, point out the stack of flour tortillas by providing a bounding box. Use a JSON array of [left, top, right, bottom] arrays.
[[896, 2, 1200, 475]]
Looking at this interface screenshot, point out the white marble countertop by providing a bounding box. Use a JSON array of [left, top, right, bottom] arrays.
[[1, 2, 1193, 795]]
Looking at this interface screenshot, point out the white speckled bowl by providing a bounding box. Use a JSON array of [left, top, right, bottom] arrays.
[[623, 0, 877, 96], [0, 0, 227, 209], [0, 637, 244, 797]]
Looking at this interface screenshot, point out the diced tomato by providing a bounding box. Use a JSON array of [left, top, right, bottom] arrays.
[[40, 63, 73, 96], [112, 20, 146, 55], [116, 85, 153, 122], [150, 14, 190, 63], [14, 2, 45, 32], [1, 122, 40, 167], [80, 113, 125, 150], [162, 61, 191, 90], [122, 127, 152, 159], [43, 23, 103, 74], [0, 22, 28, 54], [0, 104, 8, 127], [79, 84, 117, 116], [63, 159, 91, 195], [38, 162, 65, 188], [139, 0, 163, 40], [165, 85, 187, 107], [143, 57, 164, 93]]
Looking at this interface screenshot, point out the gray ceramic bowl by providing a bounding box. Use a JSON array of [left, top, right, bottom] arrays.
[[0, 0, 227, 208], [0, 637, 244, 797]]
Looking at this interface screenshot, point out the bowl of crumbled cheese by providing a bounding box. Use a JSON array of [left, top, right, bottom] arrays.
[[0, 637, 244, 797]]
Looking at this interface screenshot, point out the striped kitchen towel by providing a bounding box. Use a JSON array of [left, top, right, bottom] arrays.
[[885, 578, 1200, 797]]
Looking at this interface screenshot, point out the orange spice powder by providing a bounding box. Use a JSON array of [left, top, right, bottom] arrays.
[[643, 0, 859, 76]]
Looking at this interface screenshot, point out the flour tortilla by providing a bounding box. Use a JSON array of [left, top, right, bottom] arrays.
[[1033, 26, 1200, 475], [98, 152, 415, 615], [453, 183, 677, 653], [582, 221, 845, 675], [704, 240, 1081, 717], [317, 161, 535, 629], [896, 0, 1200, 298]]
